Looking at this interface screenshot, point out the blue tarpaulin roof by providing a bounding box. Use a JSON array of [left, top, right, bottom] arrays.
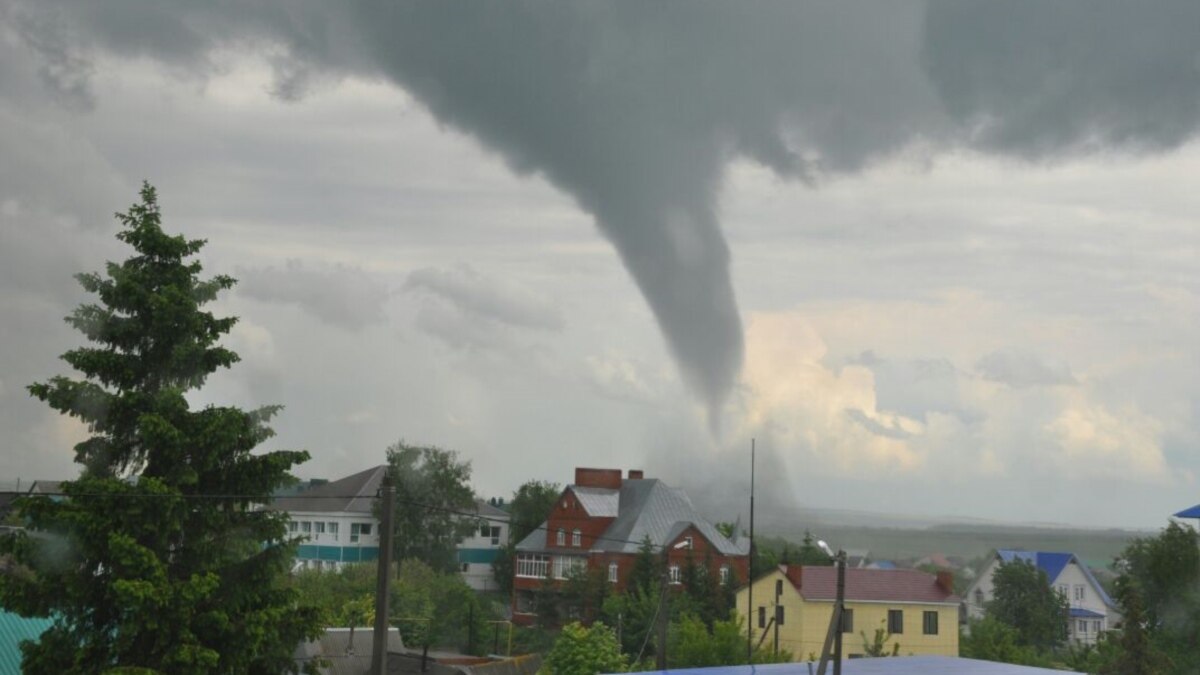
[[1174, 504, 1200, 519], [613, 655, 1071, 675], [0, 611, 52, 673]]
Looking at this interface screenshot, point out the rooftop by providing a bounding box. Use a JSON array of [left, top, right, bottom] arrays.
[[779, 565, 958, 605], [617, 656, 1074, 675], [271, 466, 386, 515]]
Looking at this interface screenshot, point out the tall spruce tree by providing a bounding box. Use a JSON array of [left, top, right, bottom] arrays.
[[0, 184, 321, 674]]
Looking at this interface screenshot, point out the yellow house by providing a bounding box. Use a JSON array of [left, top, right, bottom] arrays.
[[736, 564, 959, 661]]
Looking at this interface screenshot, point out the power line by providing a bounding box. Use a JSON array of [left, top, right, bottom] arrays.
[[0, 490, 745, 555]]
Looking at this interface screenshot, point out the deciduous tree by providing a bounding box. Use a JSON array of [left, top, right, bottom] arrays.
[[380, 442, 478, 572], [987, 559, 1068, 651], [0, 183, 320, 674]]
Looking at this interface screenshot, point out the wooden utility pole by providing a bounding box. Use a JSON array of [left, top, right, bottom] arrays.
[[372, 474, 395, 675], [746, 438, 755, 662]]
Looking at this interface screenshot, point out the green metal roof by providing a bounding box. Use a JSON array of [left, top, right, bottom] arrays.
[[0, 611, 52, 673]]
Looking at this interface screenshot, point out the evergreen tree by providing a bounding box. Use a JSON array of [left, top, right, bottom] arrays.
[[0, 184, 320, 674], [1099, 576, 1172, 675]]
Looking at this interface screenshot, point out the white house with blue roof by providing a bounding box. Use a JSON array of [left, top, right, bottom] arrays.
[[962, 549, 1120, 645]]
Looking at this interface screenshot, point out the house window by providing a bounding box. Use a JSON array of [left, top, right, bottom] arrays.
[[350, 522, 372, 543], [1078, 620, 1088, 634], [720, 565, 730, 583], [553, 556, 586, 580], [684, 536, 693, 549], [314, 522, 326, 535], [572, 529, 582, 547], [841, 609, 854, 633], [758, 606, 766, 628], [1057, 584, 1069, 597], [287, 521, 298, 533], [888, 609, 903, 634], [490, 526, 502, 546], [775, 605, 785, 626], [328, 522, 338, 540], [481, 523, 491, 537], [668, 564, 681, 585], [556, 529, 565, 546], [516, 554, 550, 578], [1074, 585, 1085, 601], [923, 611, 939, 635], [461, 562, 470, 573], [775, 579, 783, 596], [608, 562, 619, 584], [974, 589, 984, 606], [1094, 620, 1101, 633]]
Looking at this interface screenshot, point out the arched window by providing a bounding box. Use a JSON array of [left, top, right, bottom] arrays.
[[572, 529, 582, 547], [556, 528, 565, 546]]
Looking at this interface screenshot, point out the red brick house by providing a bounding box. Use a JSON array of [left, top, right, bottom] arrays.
[[512, 468, 749, 624]]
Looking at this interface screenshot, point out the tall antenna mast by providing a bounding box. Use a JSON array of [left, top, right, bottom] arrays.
[[747, 437, 756, 661]]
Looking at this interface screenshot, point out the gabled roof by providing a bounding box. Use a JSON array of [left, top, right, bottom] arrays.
[[593, 479, 746, 556], [474, 499, 510, 520], [571, 486, 620, 517], [271, 466, 386, 515], [782, 566, 958, 605], [994, 549, 1116, 609], [514, 477, 746, 557]]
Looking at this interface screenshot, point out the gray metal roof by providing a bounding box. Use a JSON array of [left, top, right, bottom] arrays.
[[293, 627, 403, 675], [514, 524, 546, 552], [515, 478, 745, 556], [474, 499, 510, 520], [271, 466, 386, 515], [571, 486, 619, 517], [621, 655, 1071, 675], [594, 479, 746, 556]]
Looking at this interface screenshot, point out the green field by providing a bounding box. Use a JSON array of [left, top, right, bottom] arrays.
[[761, 522, 1149, 571]]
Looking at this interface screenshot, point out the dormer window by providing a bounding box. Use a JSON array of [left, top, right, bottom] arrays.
[[556, 528, 565, 546]]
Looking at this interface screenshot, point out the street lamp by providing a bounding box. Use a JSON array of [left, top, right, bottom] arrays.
[[815, 540, 847, 675]]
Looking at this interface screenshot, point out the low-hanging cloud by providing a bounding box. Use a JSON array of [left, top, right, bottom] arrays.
[[8, 0, 1200, 426], [237, 260, 390, 330], [405, 265, 564, 332]]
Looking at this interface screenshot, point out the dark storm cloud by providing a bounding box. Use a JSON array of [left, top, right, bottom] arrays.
[[922, 0, 1200, 157], [8, 0, 1200, 422], [236, 260, 390, 330]]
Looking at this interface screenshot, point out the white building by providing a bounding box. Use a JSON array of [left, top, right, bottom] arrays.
[[272, 465, 385, 571], [962, 549, 1121, 645], [273, 465, 509, 590], [457, 499, 510, 591]]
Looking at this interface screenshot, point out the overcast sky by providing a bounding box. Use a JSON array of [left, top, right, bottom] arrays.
[[2, 1, 1198, 530]]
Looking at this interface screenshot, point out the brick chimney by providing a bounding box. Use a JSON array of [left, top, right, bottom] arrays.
[[936, 570, 954, 594], [628, 469, 644, 480], [574, 467, 623, 489], [785, 564, 803, 589]]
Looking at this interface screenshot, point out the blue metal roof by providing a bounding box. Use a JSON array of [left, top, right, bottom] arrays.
[[0, 611, 52, 673], [1070, 607, 1106, 618], [995, 550, 1115, 610], [1174, 504, 1200, 519], [614, 655, 1070, 674]]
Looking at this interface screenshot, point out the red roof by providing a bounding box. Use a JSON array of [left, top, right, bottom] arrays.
[[784, 565, 958, 604]]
